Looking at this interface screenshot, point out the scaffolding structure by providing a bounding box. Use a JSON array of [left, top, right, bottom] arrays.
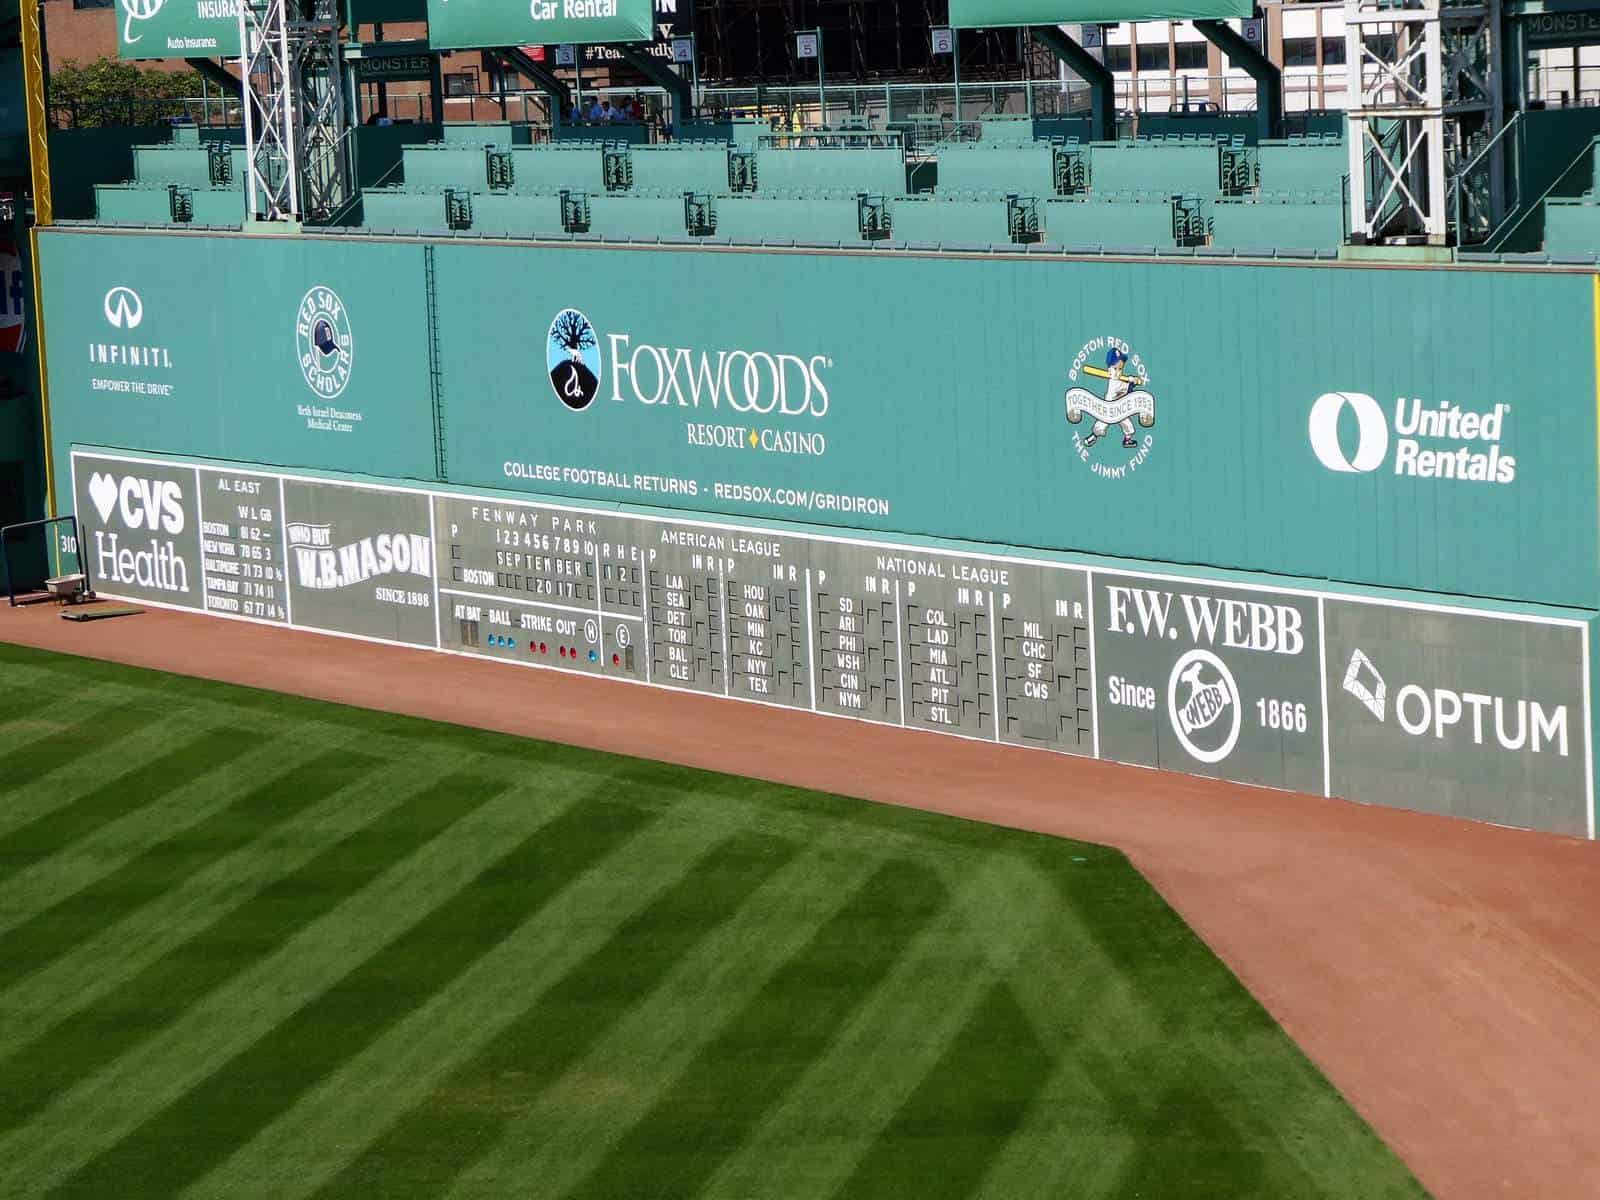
[[239, 0, 355, 223], [1344, 0, 1503, 245]]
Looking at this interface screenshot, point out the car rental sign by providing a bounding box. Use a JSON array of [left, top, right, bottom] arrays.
[[427, 0, 655, 51]]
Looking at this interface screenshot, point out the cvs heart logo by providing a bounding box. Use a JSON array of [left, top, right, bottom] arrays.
[[88, 472, 119, 523]]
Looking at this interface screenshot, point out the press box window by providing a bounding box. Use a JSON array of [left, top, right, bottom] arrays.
[[1174, 42, 1208, 70], [1136, 43, 1171, 71], [444, 72, 477, 97], [1103, 45, 1131, 72], [1283, 38, 1319, 67]]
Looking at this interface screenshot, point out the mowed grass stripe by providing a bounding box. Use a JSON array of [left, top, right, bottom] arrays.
[[564, 857, 949, 1200], [50, 795, 659, 1200], [0, 704, 167, 794], [0, 747, 377, 991], [0, 771, 504, 1135], [696, 852, 1057, 1200], [836, 984, 1055, 1200], [0, 728, 257, 877], [315, 830, 802, 1199]]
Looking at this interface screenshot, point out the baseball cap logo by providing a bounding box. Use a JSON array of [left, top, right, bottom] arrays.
[[1308, 391, 1388, 473], [103, 286, 143, 330]]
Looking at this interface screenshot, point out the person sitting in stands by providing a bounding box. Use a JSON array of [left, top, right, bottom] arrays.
[[588, 98, 605, 121]]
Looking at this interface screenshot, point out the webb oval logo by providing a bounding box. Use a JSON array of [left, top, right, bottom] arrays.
[[1308, 391, 1388, 473]]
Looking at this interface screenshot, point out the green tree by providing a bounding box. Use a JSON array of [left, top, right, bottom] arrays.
[[50, 58, 208, 128]]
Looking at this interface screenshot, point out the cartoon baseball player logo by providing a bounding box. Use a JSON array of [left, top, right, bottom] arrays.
[[1064, 338, 1156, 478]]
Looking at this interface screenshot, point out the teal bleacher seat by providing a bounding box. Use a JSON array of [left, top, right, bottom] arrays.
[[711, 193, 863, 244], [935, 144, 1056, 198], [131, 145, 217, 188], [508, 144, 608, 194], [754, 144, 906, 197], [1088, 139, 1220, 196], [977, 114, 1037, 146], [402, 145, 492, 191], [94, 183, 244, 226], [1043, 196, 1174, 249], [627, 144, 731, 194], [1209, 191, 1343, 252], [1542, 196, 1600, 254], [441, 123, 534, 148], [891, 194, 1014, 245], [1256, 135, 1346, 193], [361, 187, 452, 231]]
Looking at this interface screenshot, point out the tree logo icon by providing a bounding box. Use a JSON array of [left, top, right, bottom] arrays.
[[547, 308, 601, 411]]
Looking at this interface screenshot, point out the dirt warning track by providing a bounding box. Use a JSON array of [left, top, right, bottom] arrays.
[[2, 602, 1597, 1200]]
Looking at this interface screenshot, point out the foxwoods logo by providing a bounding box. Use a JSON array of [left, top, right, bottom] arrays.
[[297, 286, 354, 400], [548, 308, 601, 411], [1309, 391, 1515, 484], [85, 469, 190, 594], [1064, 337, 1156, 480], [119, 0, 162, 44], [89, 285, 171, 372], [1341, 648, 1567, 755], [541, 307, 834, 457], [287, 522, 432, 590]]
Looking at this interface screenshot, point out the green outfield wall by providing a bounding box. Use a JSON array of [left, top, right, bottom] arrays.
[[63, 445, 1598, 837], [35, 228, 1600, 834], [38, 228, 1600, 610]]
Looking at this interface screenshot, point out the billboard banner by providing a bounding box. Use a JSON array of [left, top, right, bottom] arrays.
[[39, 231, 1600, 611], [1323, 601, 1590, 835], [40, 232, 438, 488], [572, 0, 692, 68], [68, 448, 1598, 838], [429, 243, 1599, 612], [117, 0, 243, 61], [948, 0, 1250, 28], [428, 0, 655, 51]]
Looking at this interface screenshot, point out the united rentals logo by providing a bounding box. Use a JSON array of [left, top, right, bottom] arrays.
[[119, 0, 163, 44], [1340, 647, 1567, 755], [1064, 337, 1156, 479], [1309, 391, 1515, 484], [297, 286, 354, 399], [1167, 648, 1241, 764], [548, 308, 601, 411]]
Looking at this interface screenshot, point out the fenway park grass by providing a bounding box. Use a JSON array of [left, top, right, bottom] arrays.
[[0, 642, 1427, 1199]]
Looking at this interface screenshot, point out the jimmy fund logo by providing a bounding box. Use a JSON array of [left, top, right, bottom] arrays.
[[548, 308, 601, 411], [297, 286, 353, 400], [1309, 391, 1515, 483], [1065, 337, 1156, 480]]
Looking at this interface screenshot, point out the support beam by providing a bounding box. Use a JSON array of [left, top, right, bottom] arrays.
[[1031, 25, 1113, 142], [614, 43, 693, 129], [498, 46, 571, 116], [185, 57, 240, 94], [1194, 18, 1281, 141]]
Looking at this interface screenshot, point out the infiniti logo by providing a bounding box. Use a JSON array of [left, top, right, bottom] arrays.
[[1307, 390, 1387, 473], [103, 286, 144, 330]]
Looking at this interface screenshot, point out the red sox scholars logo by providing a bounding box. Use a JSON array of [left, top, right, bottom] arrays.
[[1065, 337, 1156, 480]]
